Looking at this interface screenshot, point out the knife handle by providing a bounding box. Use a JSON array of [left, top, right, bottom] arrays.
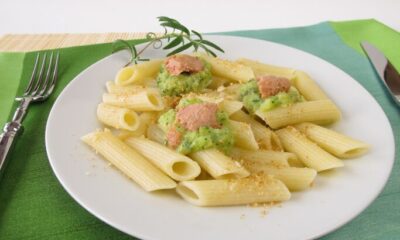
[[0, 121, 23, 179]]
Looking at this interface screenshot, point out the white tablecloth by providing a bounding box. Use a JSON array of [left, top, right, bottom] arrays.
[[0, 0, 399, 34]]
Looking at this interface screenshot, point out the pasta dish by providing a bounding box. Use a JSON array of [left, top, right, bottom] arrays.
[[81, 53, 369, 207]]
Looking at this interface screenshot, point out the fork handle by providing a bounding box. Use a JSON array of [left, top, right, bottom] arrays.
[[0, 121, 23, 178]]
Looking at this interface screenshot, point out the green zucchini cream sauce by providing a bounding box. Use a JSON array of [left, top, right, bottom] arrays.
[[240, 79, 303, 114], [158, 99, 234, 154], [156, 59, 212, 96]]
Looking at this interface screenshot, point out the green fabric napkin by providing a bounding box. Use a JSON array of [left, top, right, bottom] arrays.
[[0, 19, 399, 239], [0, 53, 25, 126]]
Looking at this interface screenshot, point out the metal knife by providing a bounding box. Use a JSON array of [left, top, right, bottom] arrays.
[[360, 41, 400, 107]]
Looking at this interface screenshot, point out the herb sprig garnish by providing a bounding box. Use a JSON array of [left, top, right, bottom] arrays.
[[112, 16, 224, 66]]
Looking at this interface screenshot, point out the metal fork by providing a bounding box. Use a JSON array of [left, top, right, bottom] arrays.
[[0, 52, 60, 177]]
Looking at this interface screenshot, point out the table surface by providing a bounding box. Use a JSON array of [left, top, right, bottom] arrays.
[[1, 0, 399, 35]]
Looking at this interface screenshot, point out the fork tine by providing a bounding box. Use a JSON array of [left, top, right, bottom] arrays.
[[30, 52, 47, 96], [23, 53, 40, 95], [44, 52, 60, 97], [38, 52, 54, 96]]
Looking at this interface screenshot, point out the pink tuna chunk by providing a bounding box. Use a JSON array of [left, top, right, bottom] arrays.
[[166, 127, 182, 149], [176, 103, 220, 131], [256, 75, 291, 98], [165, 54, 204, 76]]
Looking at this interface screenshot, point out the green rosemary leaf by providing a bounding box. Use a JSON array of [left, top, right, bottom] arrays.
[[199, 44, 217, 57], [191, 30, 203, 40], [178, 24, 190, 36], [158, 16, 190, 35], [161, 22, 190, 35], [163, 36, 183, 50], [167, 42, 193, 56], [157, 16, 169, 22], [182, 28, 190, 36], [112, 39, 139, 65], [166, 17, 190, 35], [160, 22, 174, 28], [113, 17, 224, 66], [158, 16, 174, 23], [201, 40, 224, 53], [193, 42, 199, 51]]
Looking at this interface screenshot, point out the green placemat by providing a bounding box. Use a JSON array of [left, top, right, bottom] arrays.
[[0, 19, 399, 239]]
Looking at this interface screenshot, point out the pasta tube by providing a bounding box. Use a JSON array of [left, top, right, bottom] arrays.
[[125, 137, 201, 181], [292, 71, 328, 101], [235, 58, 295, 79], [229, 120, 259, 150], [176, 174, 291, 206], [115, 59, 162, 85], [103, 90, 164, 111], [146, 124, 166, 144], [97, 103, 140, 131], [220, 83, 242, 100], [208, 76, 232, 89], [276, 126, 343, 172], [189, 149, 249, 179], [196, 96, 242, 116], [118, 112, 158, 139], [257, 166, 317, 191], [81, 130, 176, 191], [295, 122, 370, 158], [230, 110, 282, 150], [199, 54, 254, 83], [229, 147, 294, 168], [106, 81, 145, 94], [219, 100, 243, 116], [256, 99, 341, 129]]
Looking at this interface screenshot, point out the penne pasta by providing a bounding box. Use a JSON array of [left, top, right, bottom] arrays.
[[196, 95, 224, 105], [199, 54, 255, 83], [97, 103, 140, 131], [228, 120, 259, 150], [146, 124, 166, 144], [81, 130, 176, 191], [189, 149, 249, 179], [286, 155, 305, 168], [257, 166, 317, 191], [218, 83, 242, 101], [292, 71, 329, 101], [208, 76, 232, 89], [295, 122, 370, 158], [229, 147, 293, 168], [256, 99, 341, 129], [270, 131, 284, 152], [230, 110, 282, 150], [276, 126, 344, 172], [143, 78, 158, 88], [103, 89, 164, 111], [196, 96, 242, 116], [83, 54, 371, 208], [118, 112, 158, 139], [125, 137, 201, 181], [219, 100, 243, 116], [106, 81, 145, 94], [235, 58, 295, 79], [115, 59, 163, 85], [176, 174, 291, 206], [195, 169, 213, 180]]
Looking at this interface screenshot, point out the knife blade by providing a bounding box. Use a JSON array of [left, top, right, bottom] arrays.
[[360, 41, 400, 107]]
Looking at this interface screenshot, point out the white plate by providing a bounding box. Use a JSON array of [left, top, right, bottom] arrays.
[[46, 36, 395, 240]]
